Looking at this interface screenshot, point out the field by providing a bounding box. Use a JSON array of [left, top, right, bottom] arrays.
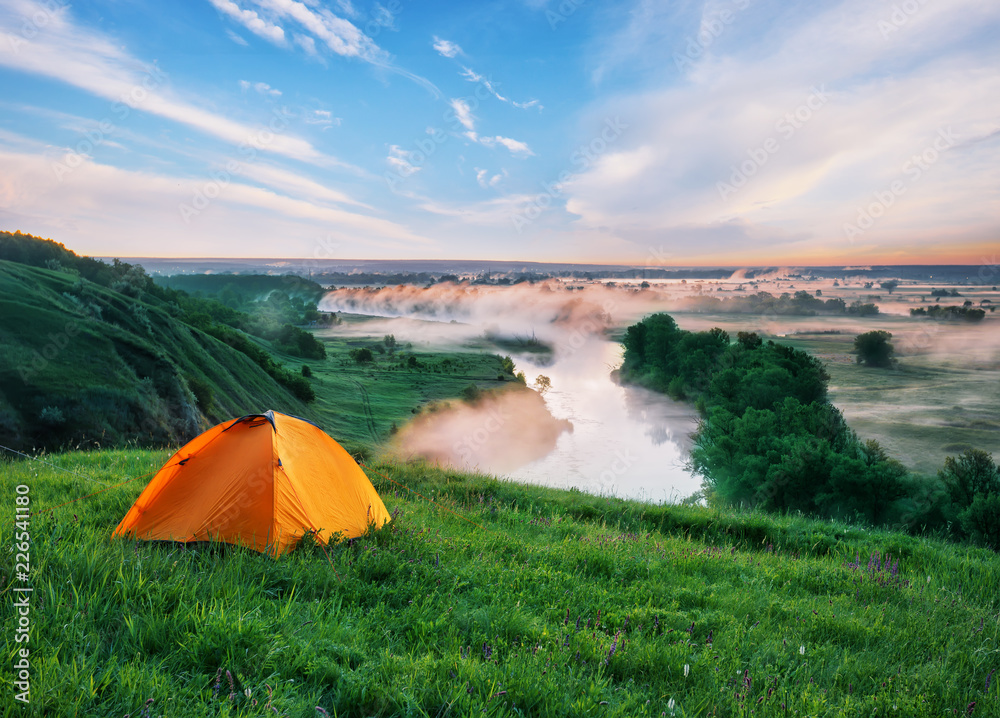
[[2, 450, 998, 717], [782, 330, 1000, 477]]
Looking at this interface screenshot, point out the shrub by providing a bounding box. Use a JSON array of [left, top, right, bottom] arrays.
[[350, 348, 374, 364], [39, 405, 66, 427], [854, 330, 894, 368], [460, 384, 482, 403]]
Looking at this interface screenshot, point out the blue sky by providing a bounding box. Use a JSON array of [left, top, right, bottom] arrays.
[[0, 0, 997, 263]]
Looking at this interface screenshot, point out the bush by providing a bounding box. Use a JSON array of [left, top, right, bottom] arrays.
[[940, 449, 1000, 547], [460, 384, 482, 403], [39, 405, 66, 427], [854, 330, 894, 368], [276, 324, 326, 360], [301, 365, 312, 377], [350, 348, 374, 364]]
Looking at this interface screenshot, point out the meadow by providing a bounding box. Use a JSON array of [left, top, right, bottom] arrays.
[[2, 449, 998, 717]]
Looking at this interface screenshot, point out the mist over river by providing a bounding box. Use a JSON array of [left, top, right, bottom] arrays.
[[319, 283, 707, 501], [508, 338, 702, 502]]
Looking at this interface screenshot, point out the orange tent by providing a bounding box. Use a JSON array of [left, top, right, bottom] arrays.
[[113, 410, 390, 555]]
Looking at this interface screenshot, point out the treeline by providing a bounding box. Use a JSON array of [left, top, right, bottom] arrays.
[[0, 231, 318, 401], [910, 304, 986, 321], [620, 313, 999, 549], [683, 290, 879, 316]]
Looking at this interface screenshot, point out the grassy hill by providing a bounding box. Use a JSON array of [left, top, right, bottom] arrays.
[[0, 259, 312, 450], [1, 450, 998, 716]]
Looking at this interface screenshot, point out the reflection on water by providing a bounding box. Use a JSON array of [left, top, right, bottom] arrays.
[[509, 339, 702, 503]]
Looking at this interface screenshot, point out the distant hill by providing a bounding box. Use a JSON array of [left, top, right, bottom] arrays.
[[0, 233, 314, 451]]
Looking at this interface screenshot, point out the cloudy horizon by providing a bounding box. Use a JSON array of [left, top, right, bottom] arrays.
[[0, 0, 997, 264]]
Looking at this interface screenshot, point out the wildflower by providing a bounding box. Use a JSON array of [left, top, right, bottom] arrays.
[[316, 708, 331, 717], [605, 631, 621, 664], [684, 664, 690, 677], [799, 645, 806, 655], [986, 669, 994, 692], [483, 642, 493, 659], [667, 697, 676, 712]]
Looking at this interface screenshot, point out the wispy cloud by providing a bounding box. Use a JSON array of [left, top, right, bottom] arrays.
[[461, 67, 543, 111], [433, 36, 463, 58], [207, 0, 285, 44], [250, 0, 382, 61], [449, 98, 477, 140], [208, 0, 440, 97], [239, 80, 282, 96], [225, 28, 249, 46], [387, 145, 420, 176], [475, 167, 506, 188], [0, 147, 433, 254], [0, 1, 345, 167], [481, 135, 533, 156]]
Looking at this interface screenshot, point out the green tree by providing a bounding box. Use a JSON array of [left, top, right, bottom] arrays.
[[853, 330, 894, 367], [940, 449, 1000, 547], [350, 347, 374, 364], [736, 331, 762, 350]]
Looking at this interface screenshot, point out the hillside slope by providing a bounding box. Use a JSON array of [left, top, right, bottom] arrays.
[[0, 260, 312, 450], [1, 450, 997, 716]]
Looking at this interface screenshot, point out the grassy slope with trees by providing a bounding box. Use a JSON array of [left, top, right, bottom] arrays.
[[1, 450, 998, 717], [0, 232, 318, 450]]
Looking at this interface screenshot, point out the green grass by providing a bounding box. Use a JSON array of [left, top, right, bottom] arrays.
[[2, 450, 998, 717]]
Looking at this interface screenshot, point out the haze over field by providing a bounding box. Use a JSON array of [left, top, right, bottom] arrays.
[[316, 271, 999, 498]]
